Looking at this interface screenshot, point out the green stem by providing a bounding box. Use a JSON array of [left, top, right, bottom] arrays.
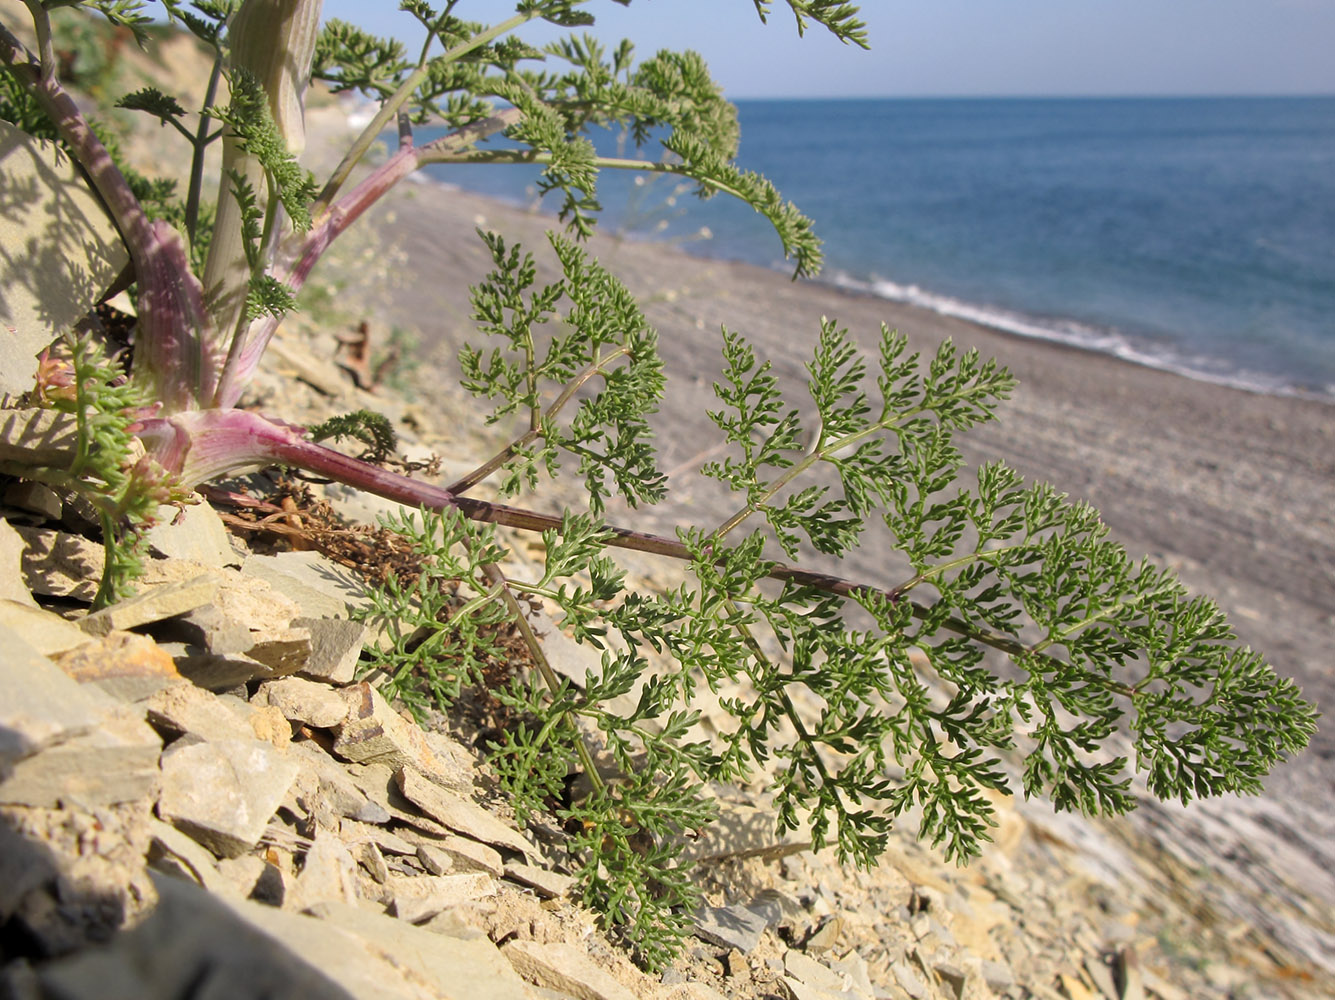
[[315, 9, 541, 211], [485, 564, 606, 795], [185, 54, 224, 242], [447, 344, 632, 495]]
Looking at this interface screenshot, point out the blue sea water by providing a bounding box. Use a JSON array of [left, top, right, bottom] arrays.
[[418, 97, 1335, 400]]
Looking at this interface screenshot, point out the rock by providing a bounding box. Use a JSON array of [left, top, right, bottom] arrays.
[[0, 623, 117, 769], [0, 700, 161, 807], [161, 603, 256, 654], [891, 961, 929, 1000], [3, 479, 62, 520], [52, 630, 182, 699], [502, 939, 637, 1000], [979, 959, 1014, 993], [296, 615, 369, 684], [146, 498, 237, 567], [293, 831, 360, 909], [826, 954, 874, 1000], [14, 525, 104, 601], [395, 766, 536, 859], [243, 550, 370, 619], [286, 743, 390, 825], [785, 952, 853, 995], [804, 915, 843, 953], [662, 986, 729, 1000], [0, 408, 78, 468], [333, 682, 473, 793], [781, 978, 859, 1000], [358, 841, 391, 884], [504, 860, 575, 899], [0, 120, 129, 397], [932, 960, 968, 1000], [163, 643, 288, 691], [418, 835, 503, 877], [694, 903, 771, 953], [256, 675, 350, 729], [0, 597, 88, 654], [338, 818, 416, 856], [388, 872, 496, 923], [144, 683, 264, 744], [146, 817, 228, 893], [0, 520, 39, 606], [27, 873, 384, 1000], [157, 738, 301, 858], [305, 899, 533, 999], [79, 573, 223, 637]]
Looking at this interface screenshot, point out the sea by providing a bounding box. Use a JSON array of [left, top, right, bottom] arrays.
[[413, 97, 1335, 401]]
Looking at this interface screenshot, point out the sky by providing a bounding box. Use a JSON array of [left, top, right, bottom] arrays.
[[318, 0, 1335, 99]]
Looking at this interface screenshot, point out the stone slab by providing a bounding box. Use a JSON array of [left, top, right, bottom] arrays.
[[158, 738, 300, 858]]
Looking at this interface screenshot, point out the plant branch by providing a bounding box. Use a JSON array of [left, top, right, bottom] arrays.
[[315, 10, 540, 212], [447, 343, 632, 494]]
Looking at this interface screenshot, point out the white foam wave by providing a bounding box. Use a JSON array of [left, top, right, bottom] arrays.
[[827, 271, 1333, 402]]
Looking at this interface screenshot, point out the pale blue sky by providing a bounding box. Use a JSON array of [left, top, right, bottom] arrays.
[[318, 0, 1335, 99]]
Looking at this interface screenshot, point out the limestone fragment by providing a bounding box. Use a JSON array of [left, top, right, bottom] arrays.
[[0, 624, 114, 767], [293, 831, 360, 909], [256, 675, 350, 728], [146, 498, 237, 567], [296, 615, 369, 684], [387, 872, 496, 923], [0, 701, 161, 807], [503, 860, 575, 899], [417, 835, 503, 877], [0, 597, 88, 654], [0, 520, 38, 606], [304, 899, 532, 999], [395, 766, 535, 859], [157, 738, 300, 858], [79, 573, 223, 636], [144, 683, 264, 744], [243, 550, 370, 619], [694, 903, 771, 953], [333, 682, 473, 792], [53, 630, 182, 699], [14, 525, 104, 601], [502, 939, 637, 1000]]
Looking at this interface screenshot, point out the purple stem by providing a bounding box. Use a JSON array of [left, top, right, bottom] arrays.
[[0, 19, 214, 413]]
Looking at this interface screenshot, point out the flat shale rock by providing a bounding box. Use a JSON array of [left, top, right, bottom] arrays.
[[502, 939, 637, 1000], [243, 550, 370, 619], [14, 525, 104, 601], [79, 574, 223, 637], [143, 683, 260, 743], [53, 631, 182, 700], [305, 900, 533, 1000], [0, 598, 87, 655], [0, 519, 38, 606], [0, 701, 161, 808], [256, 675, 350, 729], [0, 624, 111, 768], [395, 766, 536, 860], [333, 682, 473, 792], [387, 871, 496, 923], [296, 615, 370, 684], [145, 499, 237, 567], [157, 738, 300, 858]]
